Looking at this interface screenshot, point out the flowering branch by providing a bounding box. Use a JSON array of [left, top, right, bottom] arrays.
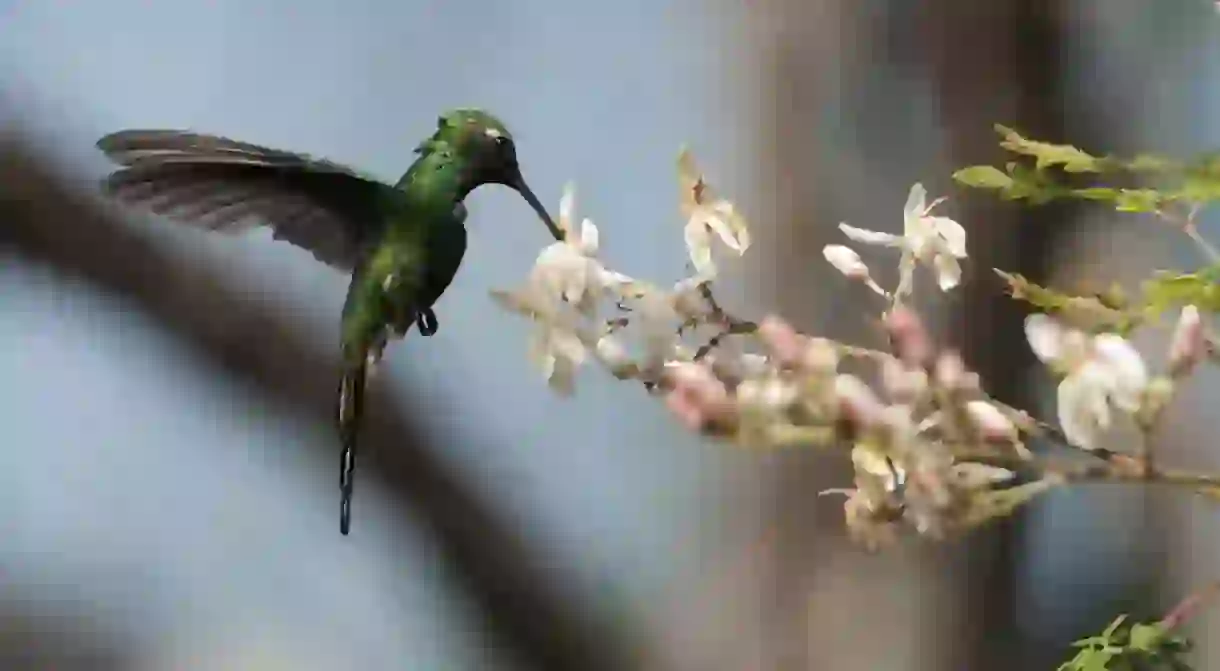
[[493, 129, 1220, 666]]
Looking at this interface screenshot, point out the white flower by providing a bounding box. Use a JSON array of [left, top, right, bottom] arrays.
[[822, 245, 886, 296], [678, 148, 750, 277], [594, 334, 631, 369], [705, 336, 772, 382], [527, 318, 587, 396], [490, 287, 589, 395], [851, 445, 905, 495], [635, 290, 681, 370], [624, 277, 706, 371], [838, 182, 967, 291], [529, 183, 632, 316], [1025, 313, 1148, 450], [736, 374, 799, 416]]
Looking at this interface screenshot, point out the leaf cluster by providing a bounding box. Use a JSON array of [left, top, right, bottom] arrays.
[[1058, 615, 1193, 671], [951, 125, 1220, 212]]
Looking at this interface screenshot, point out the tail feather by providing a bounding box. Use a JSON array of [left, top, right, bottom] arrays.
[[337, 359, 368, 536]]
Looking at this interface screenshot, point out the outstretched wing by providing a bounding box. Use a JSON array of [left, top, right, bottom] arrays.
[[97, 129, 400, 270]]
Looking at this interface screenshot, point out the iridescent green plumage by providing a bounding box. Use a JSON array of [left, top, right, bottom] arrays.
[[96, 108, 559, 535]]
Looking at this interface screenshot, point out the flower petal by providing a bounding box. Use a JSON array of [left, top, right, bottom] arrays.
[[903, 183, 928, 234], [709, 201, 751, 252], [703, 214, 743, 254], [928, 216, 967, 258], [637, 292, 681, 368], [965, 400, 1016, 441], [579, 218, 599, 256], [1024, 313, 1065, 364], [851, 445, 896, 481], [528, 330, 557, 380], [838, 223, 902, 247], [684, 216, 716, 276], [548, 353, 579, 395], [551, 328, 587, 364], [1057, 369, 1110, 450], [558, 183, 576, 238], [598, 268, 637, 294], [932, 253, 962, 291], [677, 148, 701, 214], [1092, 334, 1148, 411]]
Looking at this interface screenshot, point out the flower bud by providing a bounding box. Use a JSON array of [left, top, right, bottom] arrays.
[[834, 374, 886, 428], [663, 363, 730, 429], [758, 314, 806, 368], [822, 245, 870, 279], [884, 306, 932, 367], [801, 337, 840, 376], [1168, 305, 1205, 378], [595, 335, 631, 368], [964, 400, 1017, 442], [933, 352, 980, 394], [881, 356, 928, 404], [736, 375, 798, 414]]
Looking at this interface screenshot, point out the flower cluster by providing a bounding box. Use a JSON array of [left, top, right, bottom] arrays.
[[491, 150, 1213, 552]]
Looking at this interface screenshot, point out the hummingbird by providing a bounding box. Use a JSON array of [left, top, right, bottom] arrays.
[[95, 108, 561, 535]]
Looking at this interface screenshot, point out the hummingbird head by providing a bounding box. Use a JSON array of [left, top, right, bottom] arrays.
[[432, 108, 563, 241]]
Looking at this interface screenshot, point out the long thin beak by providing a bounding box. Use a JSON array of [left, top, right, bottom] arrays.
[[510, 174, 564, 242]]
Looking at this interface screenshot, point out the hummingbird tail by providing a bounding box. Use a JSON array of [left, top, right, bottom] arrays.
[[337, 358, 368, 536]]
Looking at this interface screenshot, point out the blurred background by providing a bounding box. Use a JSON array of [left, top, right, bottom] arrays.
[[2, 0, 1220, 669]]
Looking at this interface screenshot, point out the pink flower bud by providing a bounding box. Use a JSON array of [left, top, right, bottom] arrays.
[[758, 314, 807, 368], [932, 351, 980, 394], [884, 306, 931, 366], [881, 356, 927, 403], [801, 338, 840, 375], [965, 400, 1017, 442], [834, 374, 886, 428], [1168, 305, 1205, 377], [664, 362, 731, 431]]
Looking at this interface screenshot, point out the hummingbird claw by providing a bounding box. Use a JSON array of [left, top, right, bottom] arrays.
[[416, 308, 439, 336]]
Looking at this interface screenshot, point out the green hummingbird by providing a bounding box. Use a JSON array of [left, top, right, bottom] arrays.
[[96, 108, 561, 535]]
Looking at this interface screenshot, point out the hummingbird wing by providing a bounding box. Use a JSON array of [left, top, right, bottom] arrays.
[[96, 129, 397, 270]]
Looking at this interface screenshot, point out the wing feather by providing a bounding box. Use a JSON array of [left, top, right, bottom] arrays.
[[96, 130, 398, 270]]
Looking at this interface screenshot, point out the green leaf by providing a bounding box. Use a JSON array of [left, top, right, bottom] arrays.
[[1175, 174, 1220, 203], [1102, 614, 1129, 639], [1128, 622, 1166, 651], [1140, 266, 1220, 313], [1072, 187, 1122, 202], [1058, 646, 1117, 671], [1113, 188, 1164, 213], [995, 270, 1137, 332], [1128, 154, 1180, 173], [995, 124, 1105, 173], [953, 165, 1013, 189]]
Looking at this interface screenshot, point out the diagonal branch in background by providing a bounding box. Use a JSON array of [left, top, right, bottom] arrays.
[[0, 129, 635, 671]]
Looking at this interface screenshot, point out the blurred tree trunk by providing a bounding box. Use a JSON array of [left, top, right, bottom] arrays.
[[737, 2, 1080, 669]]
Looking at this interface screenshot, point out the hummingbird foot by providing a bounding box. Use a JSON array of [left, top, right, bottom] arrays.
[[416, 308, 439, 336]]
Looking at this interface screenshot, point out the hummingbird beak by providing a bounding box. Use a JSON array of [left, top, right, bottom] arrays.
[[510, 174, 564, 242]]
